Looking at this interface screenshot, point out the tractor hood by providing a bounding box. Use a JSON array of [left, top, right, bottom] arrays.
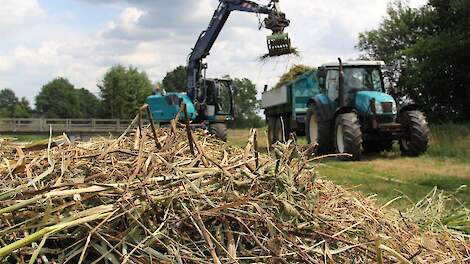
[[355, 91, 397, 115]]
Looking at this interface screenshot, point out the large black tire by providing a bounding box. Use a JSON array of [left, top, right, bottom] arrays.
[[209, 123, 228, 142], [363, 140, 394, 153], [400, 111, 429, 157], [306, 106, 333, 154], [334, 113, 363, 161]]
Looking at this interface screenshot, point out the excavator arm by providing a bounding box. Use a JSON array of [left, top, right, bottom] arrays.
[[187, 0, 291, 101]]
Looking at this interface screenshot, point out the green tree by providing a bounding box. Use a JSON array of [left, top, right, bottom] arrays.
[[358, 0, 470, 121], [76, 88, 101, 118], [0, 89, 33, 118], [99, 65, 152, 119], [14, 97, 33, 118], [0, 89, 18, 117], [232, 78, 263, 128], [161, 66, 187, 93], [36, 78, 81, 118]]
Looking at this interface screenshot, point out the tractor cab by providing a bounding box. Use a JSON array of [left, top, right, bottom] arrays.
[[318, 61, 398, 127], [196, 78, 234, 123]]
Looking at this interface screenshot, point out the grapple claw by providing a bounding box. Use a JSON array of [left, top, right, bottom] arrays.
[[267, 33, 292, 57]]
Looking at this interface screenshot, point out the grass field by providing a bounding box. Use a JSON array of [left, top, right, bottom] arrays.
[[228, 124, 470, 209]]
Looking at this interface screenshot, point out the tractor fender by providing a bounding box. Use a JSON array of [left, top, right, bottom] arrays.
[[307, 95, 335, 122], [399, 103, 420, 117], [334, 106, 359, 121]]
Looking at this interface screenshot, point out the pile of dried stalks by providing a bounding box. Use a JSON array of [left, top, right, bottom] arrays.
[[0, 114, 469, 263]]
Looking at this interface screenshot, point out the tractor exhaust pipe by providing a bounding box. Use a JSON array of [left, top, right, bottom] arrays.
[[338, 58, 345, 107]]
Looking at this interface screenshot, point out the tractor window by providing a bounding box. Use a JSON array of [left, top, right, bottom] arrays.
[[215, 81, 232, 115], [344, 67, 383, 92], [326, 70, 339, 101]]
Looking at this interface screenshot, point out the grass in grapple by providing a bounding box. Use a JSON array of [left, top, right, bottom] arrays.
[[0, 122, 469, 263]]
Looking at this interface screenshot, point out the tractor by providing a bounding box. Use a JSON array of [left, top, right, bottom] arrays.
[[307, 59, 430, 160], [263, 59, 430, 160]]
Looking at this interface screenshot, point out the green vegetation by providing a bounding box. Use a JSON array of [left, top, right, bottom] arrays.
[[358, 0, 470, 122], [0, 89, 32, 118], [273, 64, 313, 89], [36, 78, 101, 118], [427, 123, 470, 162], [228, 123, 470, 209], [232, 78, 264, 128], [0, 134, 48, 143], [99, 65, 153, 119], [161, 65, 187, 93]]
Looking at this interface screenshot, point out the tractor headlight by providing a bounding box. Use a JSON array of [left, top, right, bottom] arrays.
[[374, 102, 384, 114]]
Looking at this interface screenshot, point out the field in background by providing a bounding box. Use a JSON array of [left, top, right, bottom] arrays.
[[228, 124, 470, 209]]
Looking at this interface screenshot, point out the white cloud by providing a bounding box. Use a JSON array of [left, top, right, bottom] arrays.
[[0, 0, 45, 35], [0, 0, 429, 104]]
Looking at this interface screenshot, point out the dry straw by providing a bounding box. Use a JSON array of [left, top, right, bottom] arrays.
[[0, 108, 469, 263]]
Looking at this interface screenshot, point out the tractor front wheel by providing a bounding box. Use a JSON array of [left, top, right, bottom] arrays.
[[209, 123, 228, 142], [334, 113, 363, 161], [400, 111, 429, 157]]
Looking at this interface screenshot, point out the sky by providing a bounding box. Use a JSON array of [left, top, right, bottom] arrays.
[[0, 0, 427, 105]]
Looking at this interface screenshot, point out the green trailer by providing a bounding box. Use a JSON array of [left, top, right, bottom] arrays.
[[262, 70, 320, 144]]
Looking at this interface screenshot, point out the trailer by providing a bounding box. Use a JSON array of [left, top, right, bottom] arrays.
[[262, 70, 320, 144]]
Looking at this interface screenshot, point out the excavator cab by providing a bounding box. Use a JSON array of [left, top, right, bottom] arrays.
[[267, 33, 292, 57]]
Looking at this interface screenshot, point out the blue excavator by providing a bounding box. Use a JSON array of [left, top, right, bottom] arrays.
[[147, 0, 292, 141]]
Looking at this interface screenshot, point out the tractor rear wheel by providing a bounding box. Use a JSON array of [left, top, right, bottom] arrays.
[[306, 107, 333, 154], [400, 111, 429, 157], [334, 113, 363, 161], [209, 123, 228, 142]]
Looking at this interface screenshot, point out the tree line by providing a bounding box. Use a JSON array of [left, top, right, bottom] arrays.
[[358, 0, 470, 122], [0, 65, 152, 120], [0, 65, 263, 127]]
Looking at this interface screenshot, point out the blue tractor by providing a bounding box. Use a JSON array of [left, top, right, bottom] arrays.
[[147, 0, 292, 141], [307, 59, 430, 160], [263, 59, 430, 160]]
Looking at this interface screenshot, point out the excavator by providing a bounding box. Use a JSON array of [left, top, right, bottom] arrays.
[[147, 0, 293, 141]]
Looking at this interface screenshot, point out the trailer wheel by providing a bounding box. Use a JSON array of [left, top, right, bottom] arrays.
[[274, 116, 289, 143], [267, 117, 276, 146], [400, 111, 429, 157], [306, 107, 333, 154], [209, 123, 228, 142], [335, 113, 363, 161]]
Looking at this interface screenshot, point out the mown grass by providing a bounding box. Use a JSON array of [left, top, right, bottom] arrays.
[[0, 134, 49, 143], [228, 124, 470, 209]]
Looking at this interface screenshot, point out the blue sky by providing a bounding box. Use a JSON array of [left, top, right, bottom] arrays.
[[0, 0, 427, 105]]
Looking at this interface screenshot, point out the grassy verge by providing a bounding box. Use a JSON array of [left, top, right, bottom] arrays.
[[0, 134, 49, 143], [228, 124, 470, 209], [427, 123, 470, 162]]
